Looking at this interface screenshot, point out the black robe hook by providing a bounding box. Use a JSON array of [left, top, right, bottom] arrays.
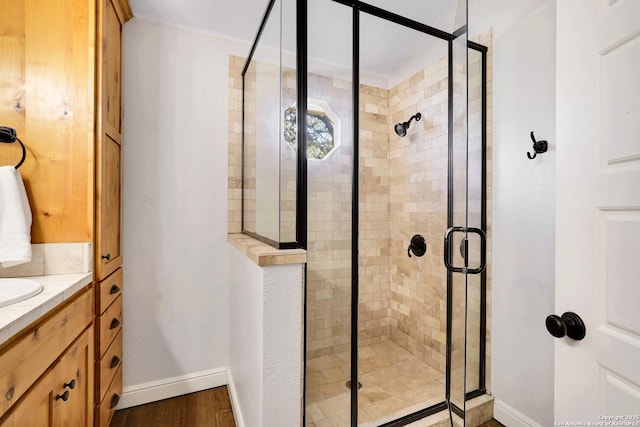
[[527, 131, 548, 160]]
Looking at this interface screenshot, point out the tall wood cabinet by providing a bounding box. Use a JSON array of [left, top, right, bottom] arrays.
[[0, 0, 130, 425], [94, 0, 131, 426]]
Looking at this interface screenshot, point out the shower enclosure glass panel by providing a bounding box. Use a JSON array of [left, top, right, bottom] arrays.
[[304, 1, 354, 426], [465, 47, 486, 395], [242, 1, 485, 425], [242, 0, 298, 246], [448, 8, 469, 418], [358, 12, 451, 425]]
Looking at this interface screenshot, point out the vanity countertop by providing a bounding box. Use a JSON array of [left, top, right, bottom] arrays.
[[0, 273, 92, 346]]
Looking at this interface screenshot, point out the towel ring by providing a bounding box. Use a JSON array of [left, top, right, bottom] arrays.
[[0, 126, 27, 169]]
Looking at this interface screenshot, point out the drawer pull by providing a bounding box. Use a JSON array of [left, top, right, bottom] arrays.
[[101, 253, 111, 261], [109, 284, 121, 294], [109, 318, 120, 330], [110, 393, 120, 409], [63, 379, 76, 389], [110, 355, 121, 369], [6, 387, 14, 401], [55, 390, 70, 402]]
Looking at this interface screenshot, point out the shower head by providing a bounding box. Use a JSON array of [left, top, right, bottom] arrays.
[[394, 112, 421, 137]]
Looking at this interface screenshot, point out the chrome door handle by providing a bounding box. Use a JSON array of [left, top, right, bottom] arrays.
[[443, 226, 486, 274]]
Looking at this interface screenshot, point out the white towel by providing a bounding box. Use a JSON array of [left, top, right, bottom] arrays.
[[0, 166, 32, 268]]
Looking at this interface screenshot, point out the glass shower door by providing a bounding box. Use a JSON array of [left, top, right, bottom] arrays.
[[446, 1, 487, 422]]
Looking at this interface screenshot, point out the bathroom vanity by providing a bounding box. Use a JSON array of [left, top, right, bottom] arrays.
[[0, 0, 130, 424], [0, 275, 93, 426]]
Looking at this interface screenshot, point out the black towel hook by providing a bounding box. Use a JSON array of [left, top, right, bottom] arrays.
[[527, 131, 548, 160], [0, 126, 27, 169]]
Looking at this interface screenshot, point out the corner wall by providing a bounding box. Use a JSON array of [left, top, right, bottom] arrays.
[[469, 1, 556, 426], [121, 18, 249, 404]]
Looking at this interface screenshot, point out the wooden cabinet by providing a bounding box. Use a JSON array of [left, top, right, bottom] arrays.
[[94, 274, 123, 426], [94, 1, 130, 426], [1, 0, 130, 425], [4, 327, 94, 427], [96, 0, 129, 282], [0, 288, 94, 427]]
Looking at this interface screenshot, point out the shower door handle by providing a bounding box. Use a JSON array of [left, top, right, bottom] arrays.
[[443, 227, 486, 274]]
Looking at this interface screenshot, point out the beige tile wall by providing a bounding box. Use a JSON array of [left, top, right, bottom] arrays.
[[228, 57, 243, 234], [388, 58, 450, 374], [305, 72, 355, 358], [358, 84, 392, 348]]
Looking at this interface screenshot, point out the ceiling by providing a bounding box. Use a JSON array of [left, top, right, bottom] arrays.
[[129, 0, 270, 43], [128, 0, 459, 85]]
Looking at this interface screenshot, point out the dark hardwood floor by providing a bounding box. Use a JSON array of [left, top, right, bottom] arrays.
[[479, 420, 506, 427], [110, 386, 504, 427], [110, 386, 235, 427]]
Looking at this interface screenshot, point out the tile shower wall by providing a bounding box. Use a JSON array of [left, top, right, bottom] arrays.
[[305, 73, 355, 357], [388, 59, 450, 373], [305, 75, 392, 358], [228, 56, 243, 234], [358, 85, 392, 348]]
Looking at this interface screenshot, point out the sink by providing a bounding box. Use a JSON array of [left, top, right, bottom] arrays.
[[0, 278, 43, 308]]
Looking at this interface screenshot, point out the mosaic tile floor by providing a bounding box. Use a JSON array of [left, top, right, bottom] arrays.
[[306, 340, 446, 427]]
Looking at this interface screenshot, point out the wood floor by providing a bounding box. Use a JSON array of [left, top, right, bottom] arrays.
[[109, 386, 504, 427], [110, 386, 235, 427]]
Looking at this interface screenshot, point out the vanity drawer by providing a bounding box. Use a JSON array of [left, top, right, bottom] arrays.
[[0, 287, 92, 418], [97, 295, 122, 358], [96, 365, 122, 427], [97, 329, 122, 402], [96, 268, 122, 315]]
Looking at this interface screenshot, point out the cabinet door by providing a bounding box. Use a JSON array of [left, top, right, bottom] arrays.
[[54, 327, 93, 427], [96, 133, 122, 280], [96, 0, 126, 280], [102, 0, 124, 138], [3, 327, 93, 427]]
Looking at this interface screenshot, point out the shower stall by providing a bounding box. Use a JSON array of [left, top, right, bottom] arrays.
[[241, 0, 488, 425]]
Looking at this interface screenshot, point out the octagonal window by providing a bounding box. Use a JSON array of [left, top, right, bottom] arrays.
[[283, 100, 340, 160]]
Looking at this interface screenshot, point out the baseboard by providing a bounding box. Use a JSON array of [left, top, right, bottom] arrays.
[[494, 399, 543, 427], [226, 369, 245, 427], [117, 367, 228, 409]]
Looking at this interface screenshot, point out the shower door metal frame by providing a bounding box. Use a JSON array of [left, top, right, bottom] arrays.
[[241, 1, 488, 425], [240, 0, 308, 250]]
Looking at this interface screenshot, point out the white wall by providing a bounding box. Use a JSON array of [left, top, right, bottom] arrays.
[[469, 1, 556, 426], [228, 246, 304, 427], [121, 18, 249, 403]]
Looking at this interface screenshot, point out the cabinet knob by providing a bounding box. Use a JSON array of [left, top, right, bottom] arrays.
[[55, 390, 70, 402], [6, 387, 14, 401], [63, 379, 76, 390], [110, 393, 120, 409], [110, 355, 121, 369], [109, 284, 121, 295], [109, 318, 121, 330], [101, 253, 111, 261], [545, 311, 586, 341]]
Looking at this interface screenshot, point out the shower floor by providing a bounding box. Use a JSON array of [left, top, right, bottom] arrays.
[[306, 340, 445, 427]]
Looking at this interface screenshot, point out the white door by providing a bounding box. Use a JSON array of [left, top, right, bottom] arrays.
[[556, 0, 640, 421]]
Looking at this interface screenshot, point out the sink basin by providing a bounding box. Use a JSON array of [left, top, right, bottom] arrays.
[[0, 278, 43, 308]]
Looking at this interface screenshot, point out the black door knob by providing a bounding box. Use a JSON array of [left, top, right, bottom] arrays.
[[545, 312, 586, 341]]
